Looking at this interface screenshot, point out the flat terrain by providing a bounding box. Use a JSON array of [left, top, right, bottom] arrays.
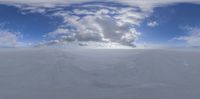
[[0, 48, 200, 99]]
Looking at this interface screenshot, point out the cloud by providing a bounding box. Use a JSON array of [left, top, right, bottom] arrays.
[[36, 40, 135, 49], [43, 4, 143, 46], [0, 0, 200, 9], [0, 29, 24, 47], [175, 26, 200, 46], [1, 0, 200, 47], [147, 21, 158, 27], [9, 0, 198, 47]]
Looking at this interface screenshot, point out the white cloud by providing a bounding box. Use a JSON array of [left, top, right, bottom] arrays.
[[1, 0, 200, 47], [0, 30, 23, 47], [147, 21, 158, 27], [175, 26, 200, 46], [44, 6, 142, 46], [19, 6, 46, 14], [114, 0, 200, 11], [0, 0, 200, 9], [47, 28, 70, 38], [36, 40, 135, 49], [33, 0, 199, 47]]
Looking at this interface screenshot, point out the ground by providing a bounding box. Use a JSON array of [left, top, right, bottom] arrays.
[[0, 48, 200, 99]]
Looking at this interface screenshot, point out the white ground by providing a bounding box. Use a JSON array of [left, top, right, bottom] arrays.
[[0, 48, 200, 99]]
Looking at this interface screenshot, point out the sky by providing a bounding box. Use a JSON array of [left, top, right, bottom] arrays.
[[0, 0, 200, 48]]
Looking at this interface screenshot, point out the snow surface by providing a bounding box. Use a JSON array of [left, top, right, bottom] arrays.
[[0, 48, 200, 99]]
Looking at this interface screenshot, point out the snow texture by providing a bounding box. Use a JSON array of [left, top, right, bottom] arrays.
[[0, 48, 200, 99]]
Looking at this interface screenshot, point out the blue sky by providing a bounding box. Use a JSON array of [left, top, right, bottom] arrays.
[[138, 3, 200, 47], [0, 0, 200, 48]]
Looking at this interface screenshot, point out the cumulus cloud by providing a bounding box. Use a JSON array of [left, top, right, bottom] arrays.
[[43, 5, 143, 46], [175, 26, 200, 46], [147, 21, 158, 27], [1, 0, 200, 47], [0, 30, 23, 47]]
